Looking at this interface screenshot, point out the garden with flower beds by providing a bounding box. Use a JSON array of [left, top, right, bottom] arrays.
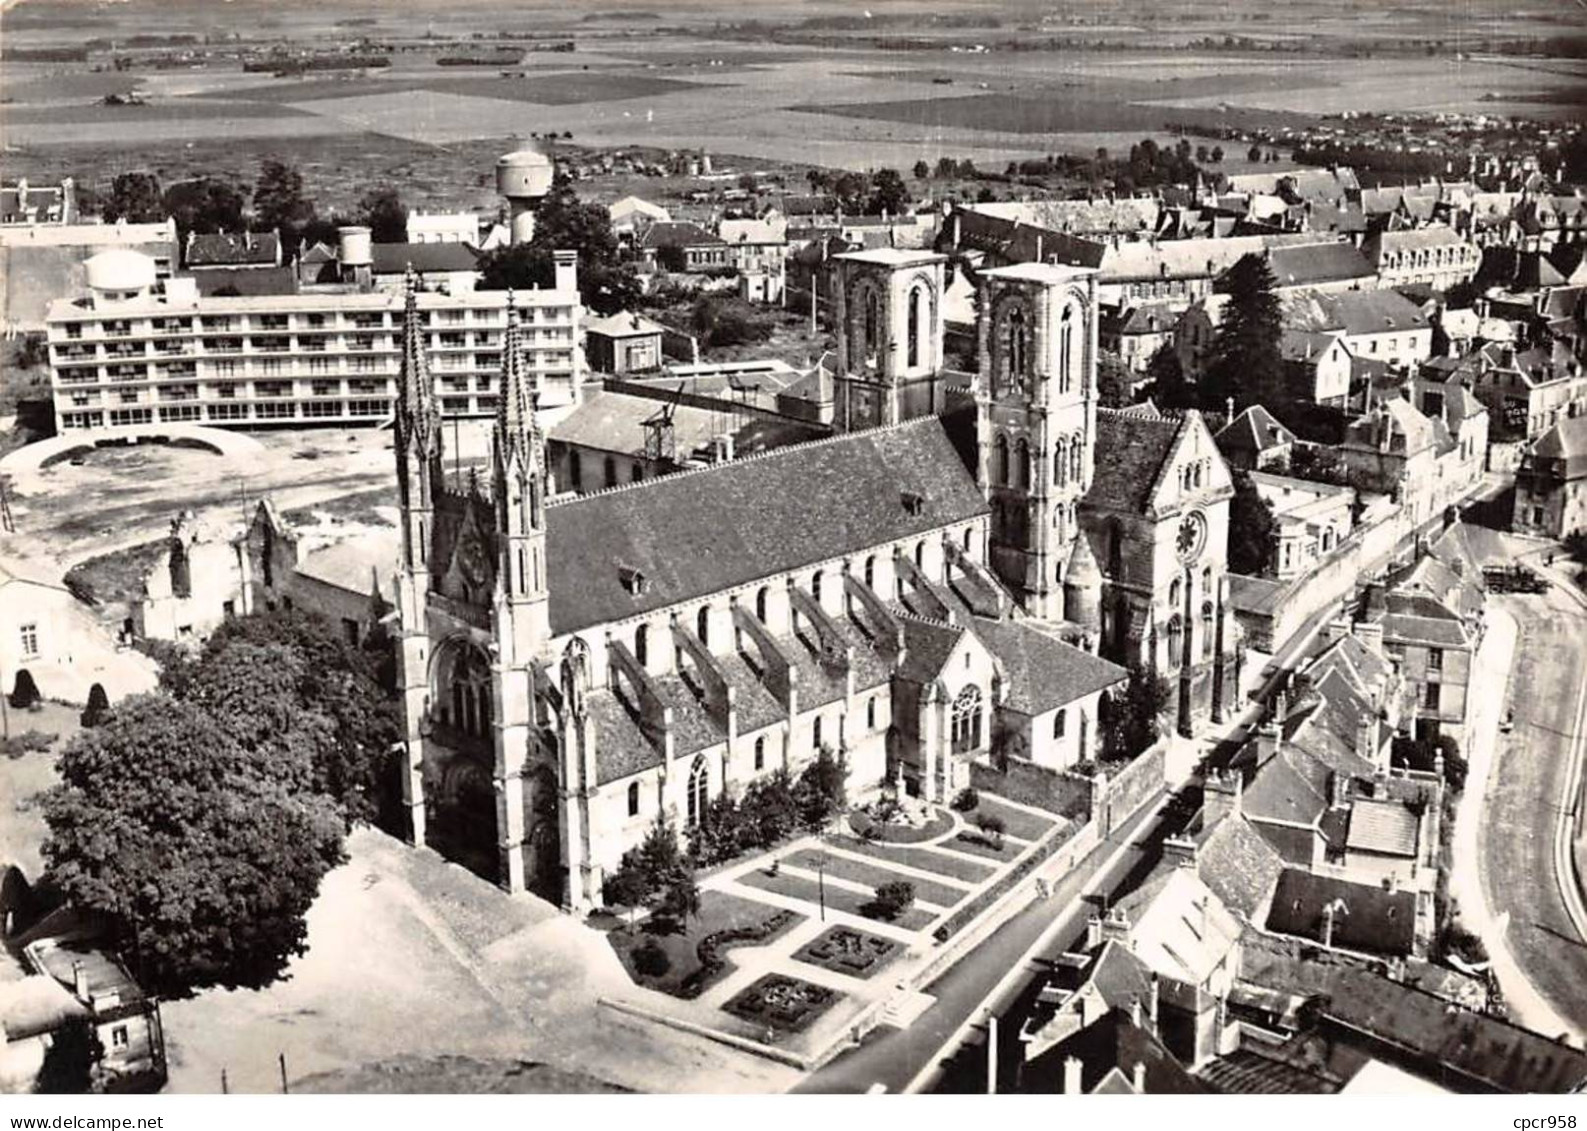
[[791, 926, 900, 980], [723, 973, 841, 1036], [604, 889, 805, 1000]]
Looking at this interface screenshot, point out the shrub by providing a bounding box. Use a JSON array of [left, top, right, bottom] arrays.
[[974, 811, 1006, 846], [866, 880, 916, 922], [951, 787, 979, 813], [633, 938, 671, 977], [80, 683, 110, 728], [0, 730, 53, 759], [8, 670, 40, 710]]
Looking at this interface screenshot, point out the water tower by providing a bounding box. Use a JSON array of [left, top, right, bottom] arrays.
[[496, 146, 555, 246]]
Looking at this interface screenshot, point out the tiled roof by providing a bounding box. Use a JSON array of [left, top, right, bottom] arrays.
[[1282, 287, 1428, 337], [639, 221, 725, 249], [1022, 1008, 1207, 1094], [544, 417, 988, 637], [1128, 868, 1242, 986], [897, 615, 964, 685], [1266, 868, 1416, 957], [189, 265, 298, 297], [296, 529, 399, 595], [1368, 223, 1469, 254], [969, 197, 1162, 237], [1243, 745, 1330, 832], [1198, 1048, 1342, 1094], [1241, 957, 1587, 1093], [1216, 404, 1298, 456], [1088, 405, 1181, 514], [964, 613, 1126, 715], [585, 310, 667, 338], [1346, 798, 1419, 857], [1196, 812, 1285, 921], [1266, 242, 1375, 288]]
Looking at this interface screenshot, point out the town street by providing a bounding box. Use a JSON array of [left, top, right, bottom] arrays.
[[1480, 584, 1587, 1037]]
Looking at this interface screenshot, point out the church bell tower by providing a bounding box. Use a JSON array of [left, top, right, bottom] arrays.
[[975, 263, 1099, 622], [832, 248, 948, 431]]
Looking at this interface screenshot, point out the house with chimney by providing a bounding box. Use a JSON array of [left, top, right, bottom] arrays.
[[584, 310, 666, 375], [1363, 224, 1480, 291], [1214, 406, 1298, 472], [1460, 339, 1587, 443], [1515, 414, 1587, 540]]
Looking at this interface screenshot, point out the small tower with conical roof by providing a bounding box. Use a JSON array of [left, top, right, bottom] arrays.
[[1063, 534, 1103, 650]]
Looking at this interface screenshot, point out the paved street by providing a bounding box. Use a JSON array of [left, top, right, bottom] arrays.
[[1479, 584, 1587, 1038], [794, 792, 1176, 1093]]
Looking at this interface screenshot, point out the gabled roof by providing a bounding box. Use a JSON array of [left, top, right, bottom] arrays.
[[1022, 1008, 1207, 1094], [1127, 868, 1242, 986], [584, 310, 668, 339], [896, 615, 966, 685], [639, 220, 725, 249], [1346, 798, 1419, 858], [1282, 287, 1428, 338], [1265, 242, 1375, 289], [1266, 868, 1416, 957], [1088, 404, 1181, 514], [544, 417, 987, 637], [1196, 811, 1286, 921]]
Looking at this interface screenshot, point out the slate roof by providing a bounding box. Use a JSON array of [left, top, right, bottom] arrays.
[[1266, 242, 1375, 289], [897, 614, 964, 685], [189, 265, 299, 297], [1241, 957, 1587, 1093], [1217, 405, 1298, 457], [970, 197, 1162, 237], [585, 311, 667, 339], [296, 529, 400, 595], [1528, 414, 1587, 479], [1368, 223, 1469, 255], [639, 221, 725, 249], [1105, 300, 1178, 336], [544, 417, 988, 637], [1196, 812, 1285, 921], [1346, 798, 1419, 857], [967, 613, 1126, 715], [1377, 592, 1472, 649], [187, 230, 281, 268], [1282, 287, 1428, 337], [1267, 869, 1416, 957], [1198, 1048, 1342, 1094], [370, 241, 481, 276], [1088, 405, 1182, 514], [1242, 746, 1330, 837], [1127, 868, 1242, 986], [1022, 1008, 1207, 1094]]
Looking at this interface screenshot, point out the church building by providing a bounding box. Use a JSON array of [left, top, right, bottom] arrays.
[[391, 255, 1130, 909]]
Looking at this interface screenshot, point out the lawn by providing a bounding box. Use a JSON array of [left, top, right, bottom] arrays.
[[791, 926, 900, 981], [604, 889, 803, 1000], [846, 806, 953, 844], [941, 829, 1022, 863], [734, 868, 937, 932], [827, 835, 995, 884], [780, 848, 968, 910], [972, 795, 1058, 842]]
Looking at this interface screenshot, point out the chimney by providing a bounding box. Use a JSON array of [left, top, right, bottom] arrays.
[[1099, 907, 1132, 946], [1204, 769, 1243, 827], [1085, 915, 1104, 951], [1324, 616, 1350, 643], [1063, 1055, 1084, 1096], [72, 961, 89, 1002], [1356, 714, 1377, 759], [1132, 1062, 1148, 1093], [1162, 836, 1197, 868], [1329, 771, 1350, 809], [1130, 997, 1142, 1029], [1148, 975, 1160, 1032], [1356, 618, 1384, 655], [553, 249, 578, 294]]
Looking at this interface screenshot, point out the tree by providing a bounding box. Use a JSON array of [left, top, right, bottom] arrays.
[[1211, 146, 1224, 164], [1098, 350, 1135, 409], [866, 880, 915, 922], [1195, 145, 1210, 164], [912, 159, 930, 181], [654, 243, 689, 274], [9, 669, 40, 710], [162, 177, 246, 237], [356, 187, 407, 243], [935, 155, 959, 179], [1228, 470, 1279, 576], [736, 172, 759, 194], [1206, 253, 1284, 409], [973, 811, 1006, 847], [79, 683, 110, 728], [477, 174, 640, 316], [793, 744, 847, 830], [867, 168, 912, 216], [1102, 665, 1171, 761], [34, 1015, 102, 1093], [41, 696, 345, 998], [252, 159, 315, 242], [199, 608, 402, 828], [660, 870, 701, 926], [604, 867, 650, 931], [102, 172, 164, 223], [1248, 144, 1263, 163], [833, 171, 870, 212]]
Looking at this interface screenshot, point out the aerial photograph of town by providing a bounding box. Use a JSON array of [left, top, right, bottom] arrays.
[[0, 0, 1585, 1110]]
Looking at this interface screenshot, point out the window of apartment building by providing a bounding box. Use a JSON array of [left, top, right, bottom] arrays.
[[441, 396, 470, 414], [1532, 506, 1545, 525], [209, 359, 240, 378], [160, 405, 201, 423], [207, 403, 249, 422], [255, 380, 292, 397], [111, 1026, 129, 1049], [254, 402, 295, 420], [1427, 648, 1443, 671], [109, 408, 152, 427], [102, 319, 133, 337], [202, 316, 236, 331], [304, 401, 344, 418], [258, 358, 286, 377], [256, 314, 288, 331], [438, 332, 466, 349], [64, 323, 82, 340], [347, 399, 390, 417], [19, 623, 39, 659], [307, 357, 335, 376], [310, 379, 340, 397]]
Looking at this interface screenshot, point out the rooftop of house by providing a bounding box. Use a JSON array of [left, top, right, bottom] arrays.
[[638, 220, 725, 249], [1194, 809, 1286, 922], [1265, 242, 1376, 289], [1342, 396, 1437, 458], [1266, 868, 1417, 957], [1215, 404, 1298, 457], [967, 197, 1163, 236], [186, 230, 281, 268], [1367, 223, 1471, 255], [1345, 797, 1421, 858], [1090, 404, 1219, 516], [187, 264, 299, 298], [548, 388, 825, 463], [295, 528, 401, 596], [584, 310, 668, 339], [1021, 1007, 1207, 1094], [1123, 867, 1242, 987], [369, 241, 482, 276], [1283, 287, 1429, 337]]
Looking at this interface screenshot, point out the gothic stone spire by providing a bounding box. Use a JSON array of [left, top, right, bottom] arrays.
[[494, 288, 541, 482], [396, 268, 440, 464]]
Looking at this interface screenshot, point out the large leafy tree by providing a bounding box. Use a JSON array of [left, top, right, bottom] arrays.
[[477, 174, 640, 315], [162, 177, 247, 237], [102, 172, 164, 223], [1206, 253, 1284, 409], [1101, 665, 1171, 761], [867, 168, 911, 216], [41, 696, 345, 998], [1228, 470, 1279, 577], [357, 187, 407, 243], [1098, 349, 1135, 409], [252, 159, 315, 239]]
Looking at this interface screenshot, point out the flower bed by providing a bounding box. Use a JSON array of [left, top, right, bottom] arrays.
[[847, 806, 953, 844], [792, 926, 899, 980], [607, 890, 805, 1000], [723, 973, 840, 1036]]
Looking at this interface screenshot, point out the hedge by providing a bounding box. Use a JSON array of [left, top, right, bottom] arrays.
[[932, 822, 1080, 944]]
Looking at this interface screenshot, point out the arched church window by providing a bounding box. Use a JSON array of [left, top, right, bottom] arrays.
[[867, 696, 878, 729], [1053, 504, 1065, 535], [1055, 438, 1067, 486], [754, 736, 766, 771], [812, 570, 824, 605], [1059, 305, 1075, 394], [994, 434, 1010, 486], [627, 781, 640, 817], [1070, 436, 1083, 484], [963, 527, 974, 551], [755, 586, 769, 622], [1201, 566, 1213, 599], [951, 685, 983, 753], [1201, 600, 1215, 661], [1008, 306, 1028, 383], [1167, 615, 1184, 670], [864, 556, 876, 590], [907, 285, 925, 368], [1169, 577, 1182, 609], [914, 541, 926, 571], [863, 289, 880, 363], [687, 756, 708, 828], [697, 606, 710, 647], [1014, 439, 1030, 491], [813, 714, 823, 751], [634, 623, 649, 668]]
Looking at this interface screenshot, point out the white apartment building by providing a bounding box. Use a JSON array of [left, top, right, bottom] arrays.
[[46, 249, 582, 432]]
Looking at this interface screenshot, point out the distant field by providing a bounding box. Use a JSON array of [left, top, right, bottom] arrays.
[[791, 93, 1311, 137], [206, 71, 709, 106], [3, 99, 312, 124], [0, 72, 145, 102]]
